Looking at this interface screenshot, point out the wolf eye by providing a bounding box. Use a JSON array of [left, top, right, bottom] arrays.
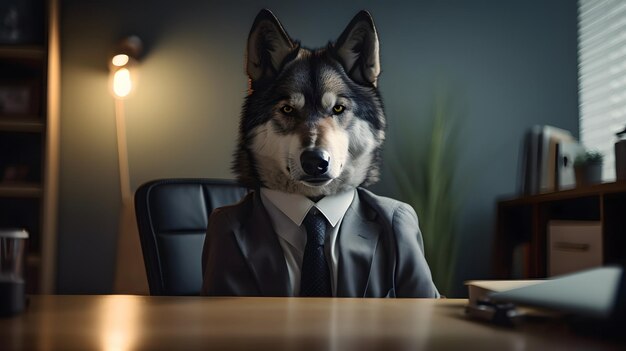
[[332, 105, 345, 114], [281, 105, 294, 114]]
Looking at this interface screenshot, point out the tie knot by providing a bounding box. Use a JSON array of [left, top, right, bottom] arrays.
[[303, 209, 327, 246]]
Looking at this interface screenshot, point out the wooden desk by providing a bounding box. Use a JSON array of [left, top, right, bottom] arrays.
[[0, 295, 620, 350]]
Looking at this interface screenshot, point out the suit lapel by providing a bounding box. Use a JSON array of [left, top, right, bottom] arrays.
[[336, 191, 381, 297], [233, 191, 291, 296]]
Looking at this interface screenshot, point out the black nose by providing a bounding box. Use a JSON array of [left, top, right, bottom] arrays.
[[300, 149, 330, 177]]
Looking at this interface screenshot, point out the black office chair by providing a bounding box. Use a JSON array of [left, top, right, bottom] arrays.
[[134, 178, 249, 295]]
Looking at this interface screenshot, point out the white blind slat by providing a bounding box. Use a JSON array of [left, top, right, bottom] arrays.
[[578, 0, 626, 182]]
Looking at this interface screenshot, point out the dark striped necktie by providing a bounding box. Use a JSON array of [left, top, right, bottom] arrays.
[[300, 209, 332, 297]]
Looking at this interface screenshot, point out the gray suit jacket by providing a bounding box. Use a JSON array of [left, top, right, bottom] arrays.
[[201, 188, 439, 298]]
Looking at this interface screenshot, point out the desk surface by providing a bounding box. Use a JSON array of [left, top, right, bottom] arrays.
[[0, 295, 620, 350]]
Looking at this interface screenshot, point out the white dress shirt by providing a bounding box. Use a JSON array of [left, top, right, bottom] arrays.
[[260, 187, 355, 296]]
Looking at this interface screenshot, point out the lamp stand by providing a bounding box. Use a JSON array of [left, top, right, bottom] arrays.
[[114, 99, 131, 201], [112, 98, 148, 294]]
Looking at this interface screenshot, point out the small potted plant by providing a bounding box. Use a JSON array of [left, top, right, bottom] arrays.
[[574, 150, 603, 186]]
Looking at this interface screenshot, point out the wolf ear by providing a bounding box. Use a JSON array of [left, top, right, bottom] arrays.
[[246, 9, 296, 83], [334, 11, 381, 86]]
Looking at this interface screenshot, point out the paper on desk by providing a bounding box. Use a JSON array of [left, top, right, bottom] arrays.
[[465, 280, 545, 306]]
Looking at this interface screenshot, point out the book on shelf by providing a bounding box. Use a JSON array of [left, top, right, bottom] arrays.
[[520, 125, 579, 195]]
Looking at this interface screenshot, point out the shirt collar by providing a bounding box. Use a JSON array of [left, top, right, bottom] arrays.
[[260, 187, 355, 227]]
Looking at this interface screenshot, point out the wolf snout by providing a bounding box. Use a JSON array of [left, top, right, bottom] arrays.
[[300, 149, 330, 177]]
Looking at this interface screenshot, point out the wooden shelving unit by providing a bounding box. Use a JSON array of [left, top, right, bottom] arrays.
[[0, 0, 59, 294], [494, 181, 626, 279]]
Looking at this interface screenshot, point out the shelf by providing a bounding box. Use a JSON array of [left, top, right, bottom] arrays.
[[0, 183, 42, 198], [495, 180, 626, 279], [0, 0, 56, 295], [0, 46, 46, 60], [0, 116, 44, 132], [498, 181, 626, 206]]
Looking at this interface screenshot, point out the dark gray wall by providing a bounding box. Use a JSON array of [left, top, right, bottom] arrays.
[[58, 0, 579, 295]]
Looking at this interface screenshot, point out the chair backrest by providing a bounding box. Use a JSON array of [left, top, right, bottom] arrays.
[[134, 178, 248, 295]]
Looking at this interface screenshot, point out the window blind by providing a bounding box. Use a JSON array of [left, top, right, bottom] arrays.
[[578, 0, 626, 181]]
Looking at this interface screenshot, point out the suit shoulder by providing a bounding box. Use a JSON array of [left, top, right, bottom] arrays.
[[209, 191, 256, 226], [356, 187, 415, 219]]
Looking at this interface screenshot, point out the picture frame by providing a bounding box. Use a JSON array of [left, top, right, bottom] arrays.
[[0, 81, 39, 116]]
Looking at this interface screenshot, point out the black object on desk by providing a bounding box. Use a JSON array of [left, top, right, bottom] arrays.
[[0, 229, 28, 317]]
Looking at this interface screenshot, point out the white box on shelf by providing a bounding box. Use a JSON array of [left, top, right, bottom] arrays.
[[548, 220, 602, 277]]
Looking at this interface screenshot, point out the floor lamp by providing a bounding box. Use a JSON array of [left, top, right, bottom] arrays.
[[110, 37, 149, 294]]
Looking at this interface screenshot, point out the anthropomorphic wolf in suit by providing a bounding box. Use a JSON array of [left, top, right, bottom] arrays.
[[201, 9, 439, 298]]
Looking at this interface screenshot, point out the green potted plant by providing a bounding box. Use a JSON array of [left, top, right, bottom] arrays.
[[574, 150, 603, 186], [389, 91, 461, 296]]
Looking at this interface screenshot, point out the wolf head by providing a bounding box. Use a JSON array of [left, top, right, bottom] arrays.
[[233, 9, 386, 198]]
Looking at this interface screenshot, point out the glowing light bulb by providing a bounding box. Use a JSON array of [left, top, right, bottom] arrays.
[[112, 54, 129, 67], [113, 68, 132, 98]]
